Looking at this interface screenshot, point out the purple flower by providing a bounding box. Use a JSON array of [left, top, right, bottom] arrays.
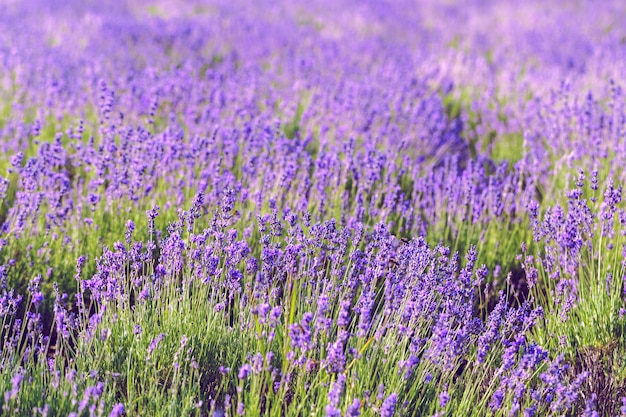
[[489, 388, 504, 411], [438, 390, 450, 408], [581, 394, 598, 417], [357, 290, 374, 337], [346, 399, 361, 416], [32, 291, 44, 306], [79, 382, 104, 413], [125, 220, 135, 244], [325, 405, 342, 417], [325, 333, 347, 373], [0, 289, 22, 318], [337, 299, 352, 328], [478, 291, 506, 363], [5, 370, 23, 401], [147, 333, 165, 355], [327, 374, 346, 411], [146, 205, 160, 236], [109, 403, 125, 417], [289, 313, 314, 352], [238, 364, 251, 380], [75, 256, 86, 280], [524, 404, 537, 417], [188, 192, 205, 232], [380, 393, 397, 417], [10, 152, 24, 168]]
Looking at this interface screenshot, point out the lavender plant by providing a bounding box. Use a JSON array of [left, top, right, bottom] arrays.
[[0, 0, 625, 415]]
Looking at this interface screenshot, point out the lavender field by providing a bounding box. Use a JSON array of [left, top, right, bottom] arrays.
[[1, 0, 626, 415]]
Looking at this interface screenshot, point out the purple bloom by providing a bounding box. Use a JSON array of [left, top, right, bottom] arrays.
[[289, 313, 314, 352], [238, 364, 251, 380], [337, 299, 352, 328], [325, 332, 348, 373], [10, 152, 24, 168], [490, 388, 504, 411], [357, 290, 375, 337], [346, 399, 361, 417], [109, 403, 125, 417], [478, 291, 506, 363], [146, 205, 160, 236], [325, 405, 342, 417], [32, 291, 44, 306], [581, 394, 599, 417], [125, 220, 135, 244], [438, 390, 450, 408], [5, 370, 23, 401], [147, 333, 165, 355], [327, 374, 346, 411], [524, 405, 537, 417], [79, 382, 105, 413], [380, 393, 397, 417]]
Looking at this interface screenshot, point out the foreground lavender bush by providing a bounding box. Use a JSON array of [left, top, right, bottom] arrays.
[[1, 0, 626, 415], [0, 204, 590, 415]]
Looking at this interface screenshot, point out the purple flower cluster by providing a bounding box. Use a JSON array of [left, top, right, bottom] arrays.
[[0, 0, 623, 415]]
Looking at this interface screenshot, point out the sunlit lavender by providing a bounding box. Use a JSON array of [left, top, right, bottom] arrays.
[[1, 0, 626, 416]]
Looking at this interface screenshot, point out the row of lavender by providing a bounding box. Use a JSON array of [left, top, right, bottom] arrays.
[[1, 0, 626, 415]]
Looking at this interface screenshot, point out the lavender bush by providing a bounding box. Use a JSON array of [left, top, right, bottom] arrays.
[[1, 0, 626, 415]]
